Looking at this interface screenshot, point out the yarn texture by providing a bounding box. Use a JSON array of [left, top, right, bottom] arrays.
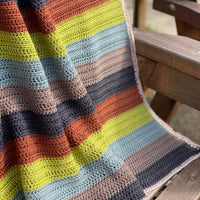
[[0, 0, 200, 199]]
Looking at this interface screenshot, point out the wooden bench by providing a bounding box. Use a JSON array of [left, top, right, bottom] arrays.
[[153, 0, 200, 41], [152, 0, 200, 122], [133, 28, 200, 200]]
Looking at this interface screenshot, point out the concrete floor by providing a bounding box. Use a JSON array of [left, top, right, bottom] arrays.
[[125, 0, 200, 144]]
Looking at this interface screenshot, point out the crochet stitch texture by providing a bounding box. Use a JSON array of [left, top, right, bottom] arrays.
[[0, 0, 200, 199]]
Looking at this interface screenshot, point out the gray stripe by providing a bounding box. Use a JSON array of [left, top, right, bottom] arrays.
[[0, 46, 132, 115], [109, 180, 145, 200], [0, 67, 136, 153], [136, 143, 200, 189], [124, 133, 184, 173], [70, 164, 137, 200]]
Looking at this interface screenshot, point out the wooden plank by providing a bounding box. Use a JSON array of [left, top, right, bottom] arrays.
[[145, 174, 180, 199], [151, 93, 180, 123], [175, 19, 200, 41], [133, 28, 200, 79], [145, 186, 164, 200], [137, 55, 156, 92], [156, 158, 200, 200], [145, 189, 160, 200], [147, 63, 200, 111], [153, 0, 200, 29], [137, 55, 180, 121], [134, 0, 147, 29]]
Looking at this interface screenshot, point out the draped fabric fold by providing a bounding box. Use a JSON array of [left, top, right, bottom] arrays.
[[0, 0, 199, 199]]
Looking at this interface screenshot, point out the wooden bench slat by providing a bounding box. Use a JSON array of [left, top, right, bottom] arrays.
[[153, 0, 200, 29], [176, 18, 200, 41], [150, 93, 180, 123], [145, 185, 165, 200], [134, 28, 200, 79], [147, 63, 200, 111], [156, 158, 200, 200], [137, 55, 156, 93]]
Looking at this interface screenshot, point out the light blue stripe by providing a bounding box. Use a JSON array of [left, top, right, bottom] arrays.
[[109, 120, 167, 160], [0, 22, 129, 89], [13, 120, 166, 200]]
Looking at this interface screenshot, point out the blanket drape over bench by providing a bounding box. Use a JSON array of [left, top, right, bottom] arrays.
[[0, 0, 199, 199]]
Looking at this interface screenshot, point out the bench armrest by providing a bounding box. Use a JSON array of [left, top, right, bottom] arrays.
[[133, 28, 200, 111], [133, 28, 200, 79], [153, 0, 200, 30]]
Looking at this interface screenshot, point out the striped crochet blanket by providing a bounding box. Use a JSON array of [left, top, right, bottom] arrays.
[[0, 0, 199, 199]]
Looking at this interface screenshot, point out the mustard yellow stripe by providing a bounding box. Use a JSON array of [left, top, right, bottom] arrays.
[[0, 103, 153, 200], [56, 0, 125, 46], [0, 0, 125, 61]]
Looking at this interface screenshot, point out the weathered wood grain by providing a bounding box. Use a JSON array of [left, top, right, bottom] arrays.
[[156, 158, 200, 200], [153, 0, 200, 29], [137, 55, 156, 93], [134, 22, 200, 200], [147, 63, 200, 111], [151, 93, 180, 123], [133, 28, 200, 79], [176, 19, 200, 41], [145, 183, 166, 200]]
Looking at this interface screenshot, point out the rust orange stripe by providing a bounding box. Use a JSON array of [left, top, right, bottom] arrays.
[[0, 86, 142, 179], [0, 0, 109, 34]]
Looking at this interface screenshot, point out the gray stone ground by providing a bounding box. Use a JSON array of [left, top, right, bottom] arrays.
[[125, 0, 200, 144]]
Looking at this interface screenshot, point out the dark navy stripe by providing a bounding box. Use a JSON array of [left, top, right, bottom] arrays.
[[0, 67, 136, 152], [136, 143, 200, 189], [109, 180, 145, 200], [0, 0, 49, 10]]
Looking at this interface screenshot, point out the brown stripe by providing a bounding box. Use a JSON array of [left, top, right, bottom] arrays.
[[70, 133, 184, 200], [64, 86, 142, 146], [0, 0, 109, 34], [124, 133, 184, 174], [0, 86, 142, 179], [0, 46, 132, 115], [76, 45, 132, 86], [0, 75, 86, 115], [70, 164, 137, 200]]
